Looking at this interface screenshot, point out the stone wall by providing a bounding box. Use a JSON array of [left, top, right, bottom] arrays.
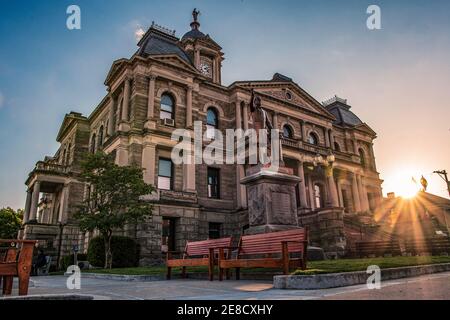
[[298, 208, 346, 258]]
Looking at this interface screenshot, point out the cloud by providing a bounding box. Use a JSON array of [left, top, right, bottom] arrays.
[[0, 92, 4, 109], [135, 27, 145, 42]]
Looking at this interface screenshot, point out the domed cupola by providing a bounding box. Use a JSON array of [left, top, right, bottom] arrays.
[[181, 9, 207, 41], [181, 9, 224, 84]]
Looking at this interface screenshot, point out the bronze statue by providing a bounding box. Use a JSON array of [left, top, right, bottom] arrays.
[[249, 90, 284, 165]]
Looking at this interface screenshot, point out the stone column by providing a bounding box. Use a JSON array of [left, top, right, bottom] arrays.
[[329, 129, 335, 150], [300, 120, 307, 142], [357, 174, 368, 212], [121, 77, 131, 122], [297, 162, 308, 208], [273, 112, 279, 129], [327, 167, 339, 207], [353, 139, 359, 154], [242, 102, 249, 131], [307, 175, 315, 210], [236, 165, 247, 208], [58, 185, 69, 223], [352, 173, 362, 212], [29, 181, 41, 223], [337, 181, 343, 207], [183, 150, 196, 193], [115, 145, 129, 166], [107, 94, 115, 136], [325, 128, 331, 148], [142, 142, 156, 185], [23, 189, 32, 224], [186, 85, 193, 128], [235, 101, 242, 129], [194, 49, 201, 69], [213, 58, 218, 83], [360, 176, 370, 211], [146, 75, 156, 120]]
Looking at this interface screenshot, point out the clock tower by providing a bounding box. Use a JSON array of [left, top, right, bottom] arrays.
[[181, 9, 224, 84]]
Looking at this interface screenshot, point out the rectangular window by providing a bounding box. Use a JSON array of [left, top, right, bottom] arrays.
[[208, 222, 222, 239], [158, 158, 173, 190], [207, 167, 220, 199]]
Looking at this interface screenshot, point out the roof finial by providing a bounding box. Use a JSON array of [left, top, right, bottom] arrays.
[[191, 8, 200, 30]]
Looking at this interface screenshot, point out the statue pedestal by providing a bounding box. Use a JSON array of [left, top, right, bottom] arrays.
[[242, 165, 301, 235]]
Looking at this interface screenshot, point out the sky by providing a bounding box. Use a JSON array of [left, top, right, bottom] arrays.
[[0, 0, 449, 209]]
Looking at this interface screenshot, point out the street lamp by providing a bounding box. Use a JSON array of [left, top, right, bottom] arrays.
[[326, 153, 336, 164], [313, 154, 323, 167]]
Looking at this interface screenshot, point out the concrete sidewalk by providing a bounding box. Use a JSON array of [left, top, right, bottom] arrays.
[[8, 271, 450, 300]]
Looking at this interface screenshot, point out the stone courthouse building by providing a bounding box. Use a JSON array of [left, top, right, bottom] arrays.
[[20, 12, 383, 264]]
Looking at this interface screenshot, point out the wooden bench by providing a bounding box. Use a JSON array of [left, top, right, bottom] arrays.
[[405, 238, 450, 256], [166, 237, 232, 281], [218, 228, 308, 281], [355, 241, 402, 258], [0, 240, 37, 296]]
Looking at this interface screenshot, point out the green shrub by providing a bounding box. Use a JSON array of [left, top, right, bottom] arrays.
[[87, 236, 139, 268], [60, 253, 88, 271]]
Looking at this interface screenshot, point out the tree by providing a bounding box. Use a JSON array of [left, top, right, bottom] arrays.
[[0, 207, 23, 239], [74, 152, 155, 269]]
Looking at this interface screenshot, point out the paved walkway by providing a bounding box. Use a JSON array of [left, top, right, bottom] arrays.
[[15, 271, 450, 300]]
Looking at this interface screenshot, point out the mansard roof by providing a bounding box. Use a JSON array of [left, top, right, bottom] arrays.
[[323, 96, 376, 137], [323, 96, 363, 127], [136, 25, 193, 65]]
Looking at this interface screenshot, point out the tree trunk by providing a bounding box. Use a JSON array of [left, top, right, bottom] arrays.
[[104, 232, 113, 269]]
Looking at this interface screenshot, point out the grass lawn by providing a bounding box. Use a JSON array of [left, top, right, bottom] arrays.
[[294, 255, 450, 275], [80, 256, 450, 276]]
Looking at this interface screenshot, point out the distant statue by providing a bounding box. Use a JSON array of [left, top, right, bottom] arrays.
[[420, 175, 428, 192], [192, 8, 200, 22]]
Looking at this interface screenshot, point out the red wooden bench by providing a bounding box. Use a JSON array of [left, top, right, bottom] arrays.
[[166, 237, 233, 281], [0, 240, 37, 296], [218, 228, 308, 281]]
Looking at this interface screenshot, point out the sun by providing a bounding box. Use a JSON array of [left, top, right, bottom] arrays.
[[385, 167, 421, 199]]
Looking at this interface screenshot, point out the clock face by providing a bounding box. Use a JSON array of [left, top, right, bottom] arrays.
[[199, 59, 212, 78]]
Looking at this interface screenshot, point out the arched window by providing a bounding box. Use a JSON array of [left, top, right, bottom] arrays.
[[206, 107, 219, 139], [308, 132, 319, 145], [90, 134, 96, 153], [282, 125, 293, 139], [334, 142, 341, 152], [98, 126, 104, 148], [160, 93, 175, 120], [359, 148, 366, 168], [314, 183, 324, 209]]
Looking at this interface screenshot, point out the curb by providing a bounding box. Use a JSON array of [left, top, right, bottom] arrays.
[[80, 273, 165, 281], [0, 294, 95, 300], [79, 272, 278, 282], [273, 263, 450, 290]]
